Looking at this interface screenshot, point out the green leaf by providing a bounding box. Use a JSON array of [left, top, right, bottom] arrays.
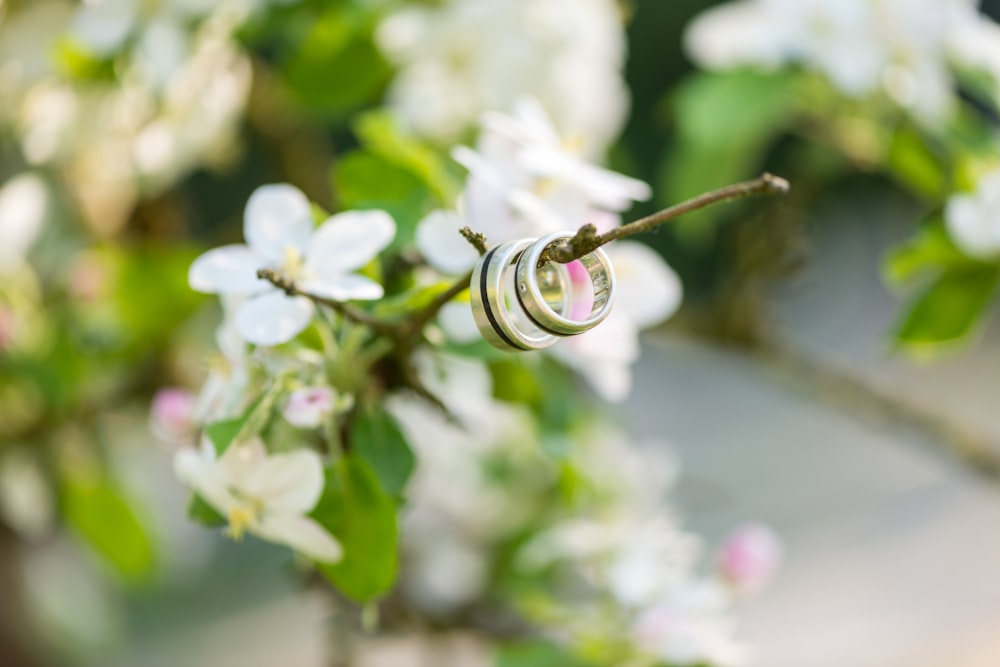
[[673, 70, 801, 151], [354, 111, 460, 203], [661, 71, 800, 243], [350, 407, 415, 498], [496, 641, 593, 667], [204, 418, 245, 456], [63, 476, 156, 585], [187, 493, 226, 527], [282, 7, 390, 115], [883, 220, 972, 287], [887, 126, 948, 199], [334, 151, 436, 248], [312, 458, 398, 602], [894, 266, 1000, 350]]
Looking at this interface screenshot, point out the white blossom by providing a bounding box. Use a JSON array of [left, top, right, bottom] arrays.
[[0, 172, 49, 274], [945, 169, 1000, 258], [416, 102, 679, 401], [550, 242, 682, 402], [685, 0, 995, 121], [388, 351, 537, 613], [70, 0, 217, 88], [188, 183, 396, 346], [376, 0, 630, 154], [632, 580, 749, 667], [174, 438, 342, 562], [519, 515, 701, 607], [0, 451, 54, 539]]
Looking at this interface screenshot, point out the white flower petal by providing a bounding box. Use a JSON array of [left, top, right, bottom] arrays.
[[70, 0, 136, 56], [174, 441, 239, 513], [306, 210, 396, 276], [136, 18, 188, 89], [553, 312, 639, 402], [298, 275, 384, 302], [683, 1, 787, 70], [946, 194, 995, 258], [254, 513, 343, 563], [188, 244, 267, 295], [217, 439, 268, 489], [606, 242, 683, 329], [415, 210, 479, 274], [234, 292, 314, 346], [240, 449, 326, 514], [438, 300, 480, 343], [244, 184, 315, 262], [0, 172, 48, 271]]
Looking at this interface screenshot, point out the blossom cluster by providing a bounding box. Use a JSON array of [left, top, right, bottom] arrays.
[[0, 0, 259, 234], [0, 2, 785, 665], [164, 95, 776, 664], [376, 0, 630, 154], [685, 0, 1000, 122]]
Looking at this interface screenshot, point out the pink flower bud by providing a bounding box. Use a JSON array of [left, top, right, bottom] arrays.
[[151, 388, 196, 443], [716, 523, 782, 595], [283, 387, 335, 428]]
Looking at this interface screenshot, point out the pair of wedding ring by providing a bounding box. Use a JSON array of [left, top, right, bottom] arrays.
[[470, 231, 615, 352]]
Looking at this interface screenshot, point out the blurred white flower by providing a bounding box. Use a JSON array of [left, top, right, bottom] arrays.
[[195, 295, 251, 423], [551, 242, 682, 402], [0, 451, 54, 539], [376, 0, 630, 154], [150, 387, 197, 443], [685, 0, 991, 121], [283, 386, 336, 429], [0, 172, 49, 274], [520, 514, 700, 607], [388, 351, 538, 613], [716, 523, 783, 595], [188, 184, 396, 346], [945, 170, 1000, 258], [70, 0, 216, 88], [572, 425, 678, 516], [415, 209, 480, 276], [174, 438, 342, 562], [632, 580, 749, 667]]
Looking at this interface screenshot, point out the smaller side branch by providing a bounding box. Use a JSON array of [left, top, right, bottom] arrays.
[[460, 226, 489, 256], [541, 173, 791, 264], [257, 269, 396, 336], [407, 271, 474, 336]]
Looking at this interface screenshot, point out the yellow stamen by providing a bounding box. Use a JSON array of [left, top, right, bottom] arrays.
[[282, 246, 304, 280], [225, 505, 256, 541]]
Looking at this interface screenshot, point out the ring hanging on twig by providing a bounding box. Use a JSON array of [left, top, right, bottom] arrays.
[[470, 239, 571, 352], [515, 231, 615, 336]]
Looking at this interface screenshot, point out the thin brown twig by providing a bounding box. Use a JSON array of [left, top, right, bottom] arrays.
[[256, 269, 396, 337], [540, 173, 791, 264], [405, 271, 474, 337]]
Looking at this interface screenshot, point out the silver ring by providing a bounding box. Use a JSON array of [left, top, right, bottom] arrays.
[[514, 231, 615, 336], [470, 239, 568, 351]]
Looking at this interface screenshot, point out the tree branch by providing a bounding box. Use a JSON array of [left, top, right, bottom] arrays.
[[541, 173, 790, 264]]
